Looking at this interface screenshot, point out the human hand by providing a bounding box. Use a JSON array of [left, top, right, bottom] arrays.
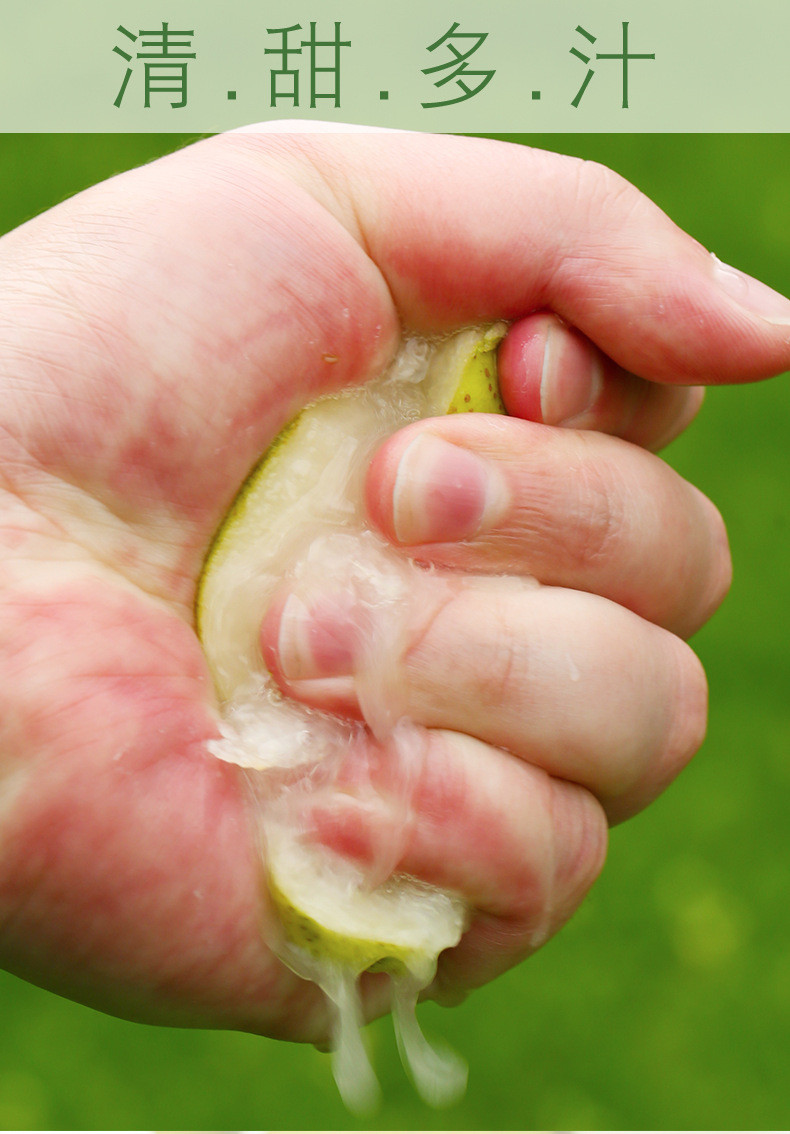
[[0, 129, 786, 1044]]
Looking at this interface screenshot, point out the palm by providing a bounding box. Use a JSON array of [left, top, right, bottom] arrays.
[[0, 137, 404, 1041]]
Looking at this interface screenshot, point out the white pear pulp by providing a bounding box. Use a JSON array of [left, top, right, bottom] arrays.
[[199, 328, 505, 1109]]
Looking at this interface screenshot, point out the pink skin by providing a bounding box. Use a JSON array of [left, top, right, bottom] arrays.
[[0, 129, 784, 1043], [497, 312, 706, 448], [361, 416, 731, 639]]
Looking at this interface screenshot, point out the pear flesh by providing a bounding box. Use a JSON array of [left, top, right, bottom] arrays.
[[197, 324, 507, 1110]]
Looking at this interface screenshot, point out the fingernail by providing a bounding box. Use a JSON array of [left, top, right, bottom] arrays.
[[392, 433, 508, 545], [276, 593, 357, 680], [711, 254, 790, 325], [540, 320, 603, 426]]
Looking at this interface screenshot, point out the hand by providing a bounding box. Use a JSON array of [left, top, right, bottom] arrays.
[[0, 128, 785, 1043]]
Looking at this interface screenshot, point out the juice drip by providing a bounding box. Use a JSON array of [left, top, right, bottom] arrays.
[[200, 331, 507, 1108], [260, 803, 468, 1111], [209, 605, 469, 1109], [321, 965, 467, 1114], [392, 976, 468, 1108], [319, 965, 380, 1114]]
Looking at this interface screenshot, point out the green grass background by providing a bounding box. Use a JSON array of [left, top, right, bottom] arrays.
[[0, 133, 789, 1131]]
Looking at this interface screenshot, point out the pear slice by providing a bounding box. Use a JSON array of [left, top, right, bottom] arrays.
[[425, 321, 506, 415], [266, 827, 467, 982], [197, 323, 507, 1108], [196, 323, 507, 700], [263, 822, 469, 1113]]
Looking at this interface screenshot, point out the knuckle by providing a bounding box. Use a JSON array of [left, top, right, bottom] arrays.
[[548, 781, 608, 917], [625, 638, 708, 820], [476, 631, 522, 709], [667, 641, 709, 770], [579, 160, 650, 228], [562, 451, 625, 571], [699, 495, 733, 620], [414, 586, 530, 715], [675, 489, 733, 637], [517, 779, 609, 950], [563, 159, 647, 242], [603, 634, 709, 825]]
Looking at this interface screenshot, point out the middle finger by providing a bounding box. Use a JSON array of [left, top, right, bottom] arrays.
[[365, 414, 731, 639]]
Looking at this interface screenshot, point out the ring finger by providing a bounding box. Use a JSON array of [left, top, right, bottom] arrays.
[[261, 569, 708, 823]]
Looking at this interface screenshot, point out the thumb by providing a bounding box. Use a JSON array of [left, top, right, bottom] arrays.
[[243, 129, 790, 385]]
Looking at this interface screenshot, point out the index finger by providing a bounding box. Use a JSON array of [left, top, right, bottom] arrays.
[[1, 129, 787, 594]]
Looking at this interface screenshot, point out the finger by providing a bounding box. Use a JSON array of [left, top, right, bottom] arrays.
[[251, 129, 790, 382], [0, 563, 607, 1035], [497, 311, 706, 450], [365, 415, 732, 639], [3, 129, 788, 564], [261, 572, 708, 824], [298, 727, 608, 1001]]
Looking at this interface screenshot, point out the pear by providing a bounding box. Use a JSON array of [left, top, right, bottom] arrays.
[[196, 323, 506, 699], [196, 323, 507, 1109]]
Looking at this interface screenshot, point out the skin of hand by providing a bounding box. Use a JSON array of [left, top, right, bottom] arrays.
[[0, 128, 786, 1045]]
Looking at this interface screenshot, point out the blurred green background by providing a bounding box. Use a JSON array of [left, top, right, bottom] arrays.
[[0, 133, 789, 1131]]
